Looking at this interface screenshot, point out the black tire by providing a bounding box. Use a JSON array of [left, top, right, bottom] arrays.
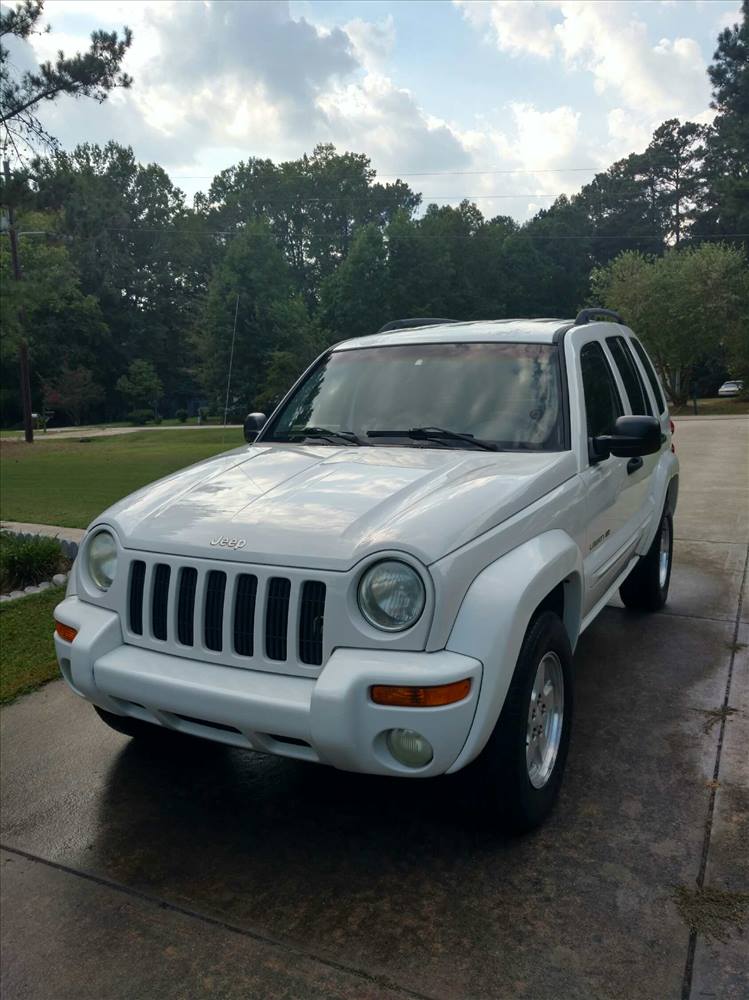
[[467, 611, 574, 834], [94, 705, 173, 742], [619, 510, 673, 612]]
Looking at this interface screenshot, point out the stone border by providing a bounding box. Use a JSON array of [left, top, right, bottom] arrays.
[[0, 529, 79, 603]]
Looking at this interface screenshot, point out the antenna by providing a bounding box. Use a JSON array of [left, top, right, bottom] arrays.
[[222, 293, 240, 444]]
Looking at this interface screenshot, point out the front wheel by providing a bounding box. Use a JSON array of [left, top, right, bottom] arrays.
[[619, 510, 673, 612], [468, 611, 574, 833]]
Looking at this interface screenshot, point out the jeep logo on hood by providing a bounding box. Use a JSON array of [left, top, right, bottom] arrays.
[[210, 536, 247, 550]]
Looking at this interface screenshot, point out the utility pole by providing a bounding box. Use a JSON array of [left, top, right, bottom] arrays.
[[3, 159, 33, 443]]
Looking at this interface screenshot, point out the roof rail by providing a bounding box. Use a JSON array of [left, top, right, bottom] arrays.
[[574, 307, 623, 326], [377, 317, 456, 334]]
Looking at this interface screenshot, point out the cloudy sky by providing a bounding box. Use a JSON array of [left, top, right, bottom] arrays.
[[7, 0, 741, 218]]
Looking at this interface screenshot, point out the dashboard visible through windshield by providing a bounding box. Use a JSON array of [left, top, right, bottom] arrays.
[[263, 342, 567, 451]]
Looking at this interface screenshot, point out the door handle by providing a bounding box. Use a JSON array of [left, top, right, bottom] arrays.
[[627, 457, 643, 475]]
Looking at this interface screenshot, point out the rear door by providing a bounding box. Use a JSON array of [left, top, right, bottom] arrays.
[[569, 330, 646, 615], [604, 334, 658, 539]]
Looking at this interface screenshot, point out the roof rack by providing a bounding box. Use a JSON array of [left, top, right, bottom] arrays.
[[377, 318, 456, 334], [574, 307, 623, 326]]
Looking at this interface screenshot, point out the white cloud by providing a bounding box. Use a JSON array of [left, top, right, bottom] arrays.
[[454, 0, 558, 58], [456, 0, 710, 120], [343, 15, 396, 72]]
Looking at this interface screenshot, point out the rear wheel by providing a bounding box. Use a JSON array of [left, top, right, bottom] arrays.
[[619, 510, 673, 612], [468, 611, 574, 833]]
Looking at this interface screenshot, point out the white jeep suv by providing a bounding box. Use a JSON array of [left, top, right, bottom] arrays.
[[54, 309, 678, 831]]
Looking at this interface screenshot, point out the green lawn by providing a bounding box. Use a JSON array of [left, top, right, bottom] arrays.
[[671, 396, 749, 416], [0, 587, 65, 704], [0, 429, 244, 529]]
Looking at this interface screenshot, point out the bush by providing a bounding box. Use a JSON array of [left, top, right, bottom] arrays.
[[198, 406, 210, 422], [153, 416, 162, 425], [175, 408, 189, 423], [0, 532, 68, 592], [128, 409, 153, 425]]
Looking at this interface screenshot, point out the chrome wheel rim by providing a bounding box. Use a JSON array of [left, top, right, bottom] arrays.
[[526, 651, 564, 789], [659, 517, 671, 590]]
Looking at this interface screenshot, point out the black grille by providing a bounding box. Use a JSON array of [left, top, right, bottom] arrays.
[[151, 564, 171, 640], [129, 561, 146, 635], [177, 567, 198, 646], [299, 581, 326, 665], [233, 574, 257, 656], [204, 571, 227, 651], [126, 561, 326, 666], [265, 577, 291, 661]]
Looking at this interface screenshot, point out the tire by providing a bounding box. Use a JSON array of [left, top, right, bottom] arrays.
[[93, 705, 173, 742], [468, 611, 574, 834], [619, 510, 673, 612]]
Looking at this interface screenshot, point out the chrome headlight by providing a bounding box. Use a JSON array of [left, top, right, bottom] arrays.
[[358, 560, 426, 632], [87, 530, 118, 590]]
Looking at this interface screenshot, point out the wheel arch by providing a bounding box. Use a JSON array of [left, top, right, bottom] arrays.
[[445, 530, 582, 772]]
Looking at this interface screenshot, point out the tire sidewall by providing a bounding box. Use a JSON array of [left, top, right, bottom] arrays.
[[478, 611, 574, 831]]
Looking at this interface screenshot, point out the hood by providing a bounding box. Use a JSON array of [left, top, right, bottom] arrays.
[[99, 444, 577, 570]]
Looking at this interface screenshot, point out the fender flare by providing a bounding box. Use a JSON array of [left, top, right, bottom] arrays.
[[445, 529, 582, 773]]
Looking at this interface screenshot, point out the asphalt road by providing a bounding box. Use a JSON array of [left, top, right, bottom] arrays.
[[1, 416, 747, 1000]]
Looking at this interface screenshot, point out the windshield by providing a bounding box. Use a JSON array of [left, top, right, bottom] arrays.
[[264, 342, 566, 451]]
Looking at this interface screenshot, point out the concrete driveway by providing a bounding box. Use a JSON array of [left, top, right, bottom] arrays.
[[1, 416, 747, 1000]]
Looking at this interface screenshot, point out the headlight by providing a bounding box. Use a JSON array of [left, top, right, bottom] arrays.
[[87, 530, 118, 590], [358, 560, 426, 632]]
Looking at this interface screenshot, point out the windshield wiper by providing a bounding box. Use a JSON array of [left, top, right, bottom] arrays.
[[288, 426, 365, 446], [367, 427, 498, 451]]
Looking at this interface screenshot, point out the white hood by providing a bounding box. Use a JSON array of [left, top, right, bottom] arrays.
[[99, 444, 576, 570]]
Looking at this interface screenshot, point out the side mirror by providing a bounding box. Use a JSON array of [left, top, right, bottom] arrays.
[[591, 415, 662, 461], [243, 412, 266, 443]]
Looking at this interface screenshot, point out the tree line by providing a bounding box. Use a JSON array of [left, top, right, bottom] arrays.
[[1, 2, 747, 425]]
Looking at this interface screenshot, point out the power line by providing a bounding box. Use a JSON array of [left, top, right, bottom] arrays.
[[6, 229, 747, 242]]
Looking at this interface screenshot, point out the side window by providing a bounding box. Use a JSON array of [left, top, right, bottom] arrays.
[[630, 338, 667, 414], [580, 342, 623, 439], [606, 336, 653, 416]]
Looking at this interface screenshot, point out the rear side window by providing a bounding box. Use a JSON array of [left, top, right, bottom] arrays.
[[630, 338, 667, 413], [606, 336, 653, 416], [580, 342, 623, 439]]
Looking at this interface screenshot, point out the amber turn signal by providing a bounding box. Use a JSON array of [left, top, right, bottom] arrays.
[[370, 678, 471, 707], [55, 620, 78, 643]]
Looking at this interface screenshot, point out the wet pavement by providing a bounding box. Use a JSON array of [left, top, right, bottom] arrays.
[[1, 416, 747, 999]]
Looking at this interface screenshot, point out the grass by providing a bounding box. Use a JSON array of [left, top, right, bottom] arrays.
[[671, 396, 749, 416], [0, 428, 244, 529], [0, 532, 70, 592], [0, 418, 237, 438], [673, 885, 749, 943], [0, 586, 64, 704]]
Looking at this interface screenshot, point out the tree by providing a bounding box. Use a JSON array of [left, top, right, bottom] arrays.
[[591, 243, 749, 403], [0, 211, 108, 423], [0, 0, 132, 155], [694, 1, 749, 249], [42, 365, 103, 425], [319, 224, 389, 340], [195, 222, 317, 411], [116, 359, 163, 416]]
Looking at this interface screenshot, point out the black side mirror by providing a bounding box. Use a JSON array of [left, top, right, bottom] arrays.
[[243, 412, 266, 443], [591, 415, 662, 461]]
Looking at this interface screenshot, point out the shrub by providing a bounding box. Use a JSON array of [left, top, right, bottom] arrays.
[[0, 533, 69, 592], [175, 408, 189, 423], [153, 416, 163, 425], [128, 409, 153, 425], [198, 406, 210, 422]]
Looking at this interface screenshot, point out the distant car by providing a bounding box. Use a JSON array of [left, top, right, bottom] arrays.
[[718, 380, 744, 397]]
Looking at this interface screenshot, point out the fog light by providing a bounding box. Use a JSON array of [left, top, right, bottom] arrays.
[[386, 728, 433, 768]]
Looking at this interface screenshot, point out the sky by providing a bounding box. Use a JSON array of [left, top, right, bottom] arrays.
[[4, 0, 742, 220]]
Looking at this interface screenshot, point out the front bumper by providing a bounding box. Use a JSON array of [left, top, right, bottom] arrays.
[[54, 597, 482, 777]]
